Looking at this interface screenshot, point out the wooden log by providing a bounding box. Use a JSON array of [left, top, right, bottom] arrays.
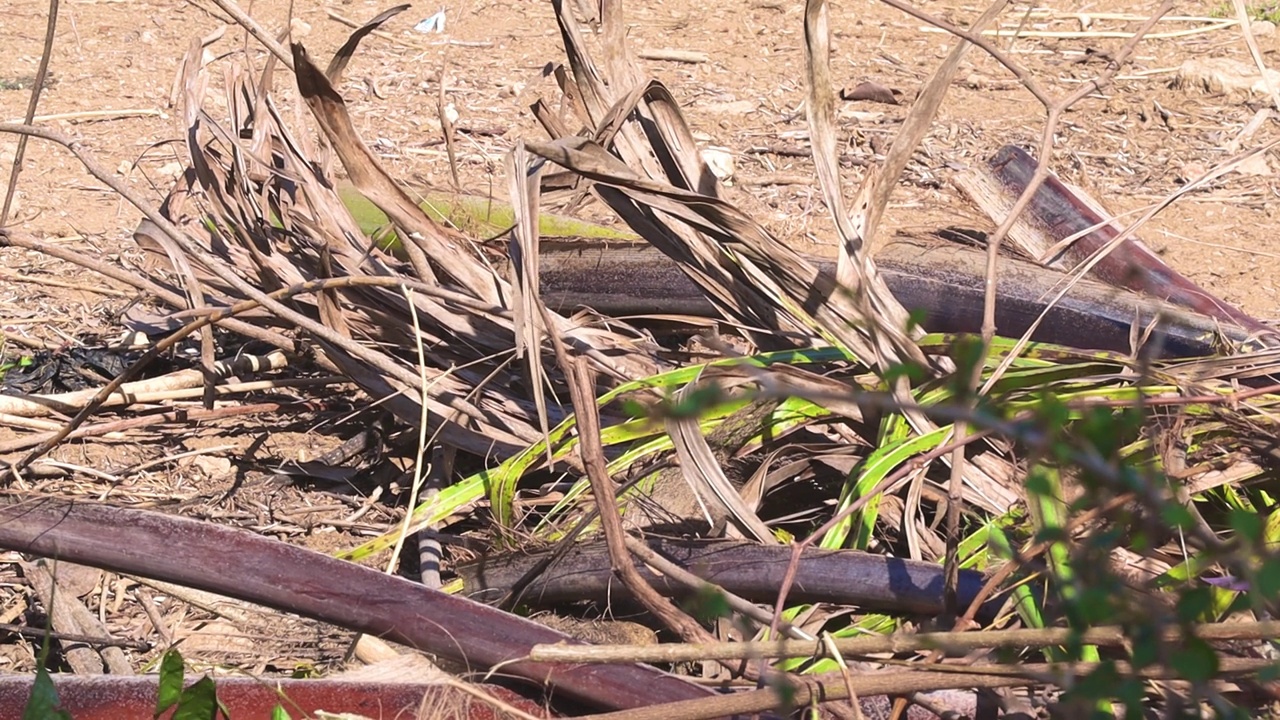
[[535, 235, 1259, 358], [458, 536, 1004, 623]]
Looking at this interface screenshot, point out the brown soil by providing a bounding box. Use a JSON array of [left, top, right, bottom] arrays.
[[1, 0, 1278, 682]]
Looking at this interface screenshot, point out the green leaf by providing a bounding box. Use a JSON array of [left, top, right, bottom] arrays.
[[776, 613, 897, 673], [1169, 637, 1219, 683], [946, 335, 986, 393], [1128, 622, 1158, 670], [173, 676, 219, 720], [905, 308, 929, 335], [957, 512, 1020, 571], [1229, 508, 1264, 543], [1151, 552, 1215, 588], [1113, 678, 1145, 718], [619, 398, 648, 418], [821, 423, 951, 550], [1033, 391, 1069, 428], [1257, 556, 1280, 598], [682, 585, 732, 623], [1024, 469, 1053, 498], [1160, 503, 1195, 532], [156, 648, 186, 717], [883, 359, 925, 384], [1072, 659, 1120, 698], [767, 673, 797, 713], [660, 383, 728, 419], [1076, 586, 1115, 626], [271, 704, 293, 720], [23, 665, 70, 720], [1175, 587, 1213, 624], [1265, 507, 1280, 550]]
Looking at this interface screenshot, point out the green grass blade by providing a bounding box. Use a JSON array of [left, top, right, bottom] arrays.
[[821, 422, 952, 550]]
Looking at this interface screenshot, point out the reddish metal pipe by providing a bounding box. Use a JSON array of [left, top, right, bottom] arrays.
[[0, 675, 549, 720]]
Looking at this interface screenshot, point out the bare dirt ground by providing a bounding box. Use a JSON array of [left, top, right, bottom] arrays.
[[1, 0, 1279, 682]]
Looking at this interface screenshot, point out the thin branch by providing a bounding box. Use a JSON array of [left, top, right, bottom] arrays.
[[623, 535, 813, 641], [0, 401, 318, 456], [0, 0, 58, 227], [0, 620, 150, 651], [769, 425, 997, 638], [578, 658, 1273, 720], [561, 358, 724, 648], [531, 619, 1280, 664], [875, 0, 1052, 106], [938, 0, 1174, 629], [206, 0, 295, 69]]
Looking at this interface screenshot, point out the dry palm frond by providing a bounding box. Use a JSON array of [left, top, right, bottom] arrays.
[[135, 15, 663, 467], [530, 0, 928, 371]]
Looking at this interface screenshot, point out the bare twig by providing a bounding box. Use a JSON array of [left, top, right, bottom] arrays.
[[578, 658, 1273, 720], [875, 0, 1052, 106], [0, 619, 149, 651], [770, 426, 997, 637], [976, 137, 1280, 396], [2, 109, 165, 125], [0, 230, 294, 352], [0, 401, 315, 455], [0, 267, 131, 297], [0, 253, 497, 476], [977, 1, 1175, 347], [23, 558, 132, 675], [622, 535, 812, 641], [636, 48, 709, 64], [0, 496, 713, 712], [0, 351, 292, 418], [530, 619, 1280, 663], [205, 0, 294, 69], [1, 0, 58, 227], [561, 357, 722, 649], [858, 0, 1008, 255], [925, 0, 1173, 629]]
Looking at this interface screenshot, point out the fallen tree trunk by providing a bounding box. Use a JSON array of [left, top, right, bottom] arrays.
[[534, 235, 1260, 358], [458, 536, 1005, 623]]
